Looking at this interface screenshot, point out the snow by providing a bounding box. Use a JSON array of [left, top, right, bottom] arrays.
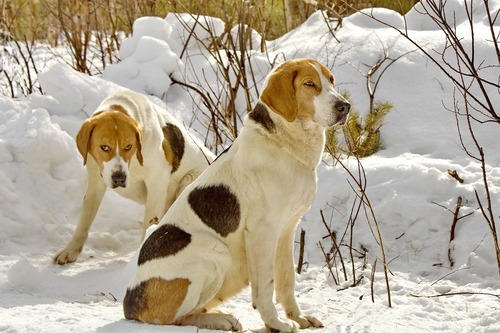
[[1, 0, 499, 332], [103, 16, 181, 97]]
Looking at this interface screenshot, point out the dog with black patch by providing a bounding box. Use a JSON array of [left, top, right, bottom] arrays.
[[123, 58, 350, 332], [53, 90, 214, 265]]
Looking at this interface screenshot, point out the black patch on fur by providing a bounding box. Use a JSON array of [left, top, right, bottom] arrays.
[[162, 123, 185, 173], [248, 102, 276, 133], [123, 282, 146, 320], [137, 224, 191, 266], [188, 184, 240, 237]]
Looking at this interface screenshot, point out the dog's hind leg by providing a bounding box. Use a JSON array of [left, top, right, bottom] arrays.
[[175, 312, 242, 332], [124, 277, 191, 325]]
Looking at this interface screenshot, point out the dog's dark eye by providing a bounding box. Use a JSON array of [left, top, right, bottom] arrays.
[[329, 76, 335, 85], [304, 81, 315, 87], [100, 145, 110, 152], [124, 144, 132, 151]]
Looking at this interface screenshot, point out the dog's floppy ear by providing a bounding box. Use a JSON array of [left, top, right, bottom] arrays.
[[135, 126, 144, 166], [76, 119, 94, 166], [260, 65, 299, 122]]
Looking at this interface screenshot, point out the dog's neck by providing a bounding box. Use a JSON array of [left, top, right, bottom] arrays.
[[246, 102, 326, 169]]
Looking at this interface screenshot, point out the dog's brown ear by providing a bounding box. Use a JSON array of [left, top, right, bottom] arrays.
[[260, 64, 299, 122], [135, 127, 144, 166], [76, 119, 94, 166]]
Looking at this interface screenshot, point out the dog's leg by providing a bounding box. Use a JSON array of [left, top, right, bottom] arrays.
[[245, 226, 297, 333], [54, 162, 106, 265], [275, 225, 323, 329], [141, 170, 200, 239], [141, 173, 173, 239]]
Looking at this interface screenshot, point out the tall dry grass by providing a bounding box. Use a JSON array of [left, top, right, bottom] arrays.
[[0, 0, 417, 83], [1, 0, 418, 44]]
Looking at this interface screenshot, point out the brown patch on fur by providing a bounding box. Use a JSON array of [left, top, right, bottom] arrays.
[[162, 123, 185, 173], [260, 58, 330, 123], [76, 111, 143, 167], [296, 61, 335, 120], [248, 102, 276, 132], [123, 277, 191, 324], [138, 224, 191, 266], [260, 62, 299, 122], [188, 184, 240, 237], [108, 104, 130, 115]]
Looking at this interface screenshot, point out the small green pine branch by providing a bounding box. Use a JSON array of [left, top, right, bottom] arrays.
[[325, 95, 393, 158]]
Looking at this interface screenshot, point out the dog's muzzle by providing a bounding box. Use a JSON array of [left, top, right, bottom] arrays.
[[111, 171, 127, 188], [334, 100, 351, 125]]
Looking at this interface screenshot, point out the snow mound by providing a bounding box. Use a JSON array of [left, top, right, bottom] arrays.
[[103, 17, 182, 98]]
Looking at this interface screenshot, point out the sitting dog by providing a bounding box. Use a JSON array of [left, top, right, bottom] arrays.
[[53, 90, 214, 265], [123, 59, 350, 332]]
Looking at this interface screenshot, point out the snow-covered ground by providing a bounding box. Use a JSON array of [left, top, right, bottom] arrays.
[[1, 1, 499, 332]]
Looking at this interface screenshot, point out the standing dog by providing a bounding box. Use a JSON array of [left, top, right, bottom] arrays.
[[123, 59, 350, 332], [53, 90, 214, 265]]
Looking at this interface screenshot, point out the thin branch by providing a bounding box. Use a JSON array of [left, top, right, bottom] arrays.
[[296, 229, 306, 274], [448, 196, 462, 267], [411, 291, 500, 299]]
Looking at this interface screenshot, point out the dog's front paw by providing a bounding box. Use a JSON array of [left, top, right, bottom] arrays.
[[291, 314, 323, 329], [53, 245, 82, 265], [265, 319, 297, 333]]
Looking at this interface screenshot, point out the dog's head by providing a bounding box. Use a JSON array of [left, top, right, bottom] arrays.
[[76, 105, 143, 189], [260, 58, 350, 127]]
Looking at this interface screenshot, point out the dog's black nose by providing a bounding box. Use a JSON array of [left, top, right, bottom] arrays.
[[335, 101, 351, 114], [111, 171, 127, 188]]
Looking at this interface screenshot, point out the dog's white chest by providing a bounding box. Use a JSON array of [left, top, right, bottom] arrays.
[[253, 162, 317, 222], [282, 169, 317, 214]]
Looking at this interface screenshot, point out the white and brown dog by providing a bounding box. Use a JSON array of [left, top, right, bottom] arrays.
[[123, 59, 350, 332], [53, 90, 214, 265]]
